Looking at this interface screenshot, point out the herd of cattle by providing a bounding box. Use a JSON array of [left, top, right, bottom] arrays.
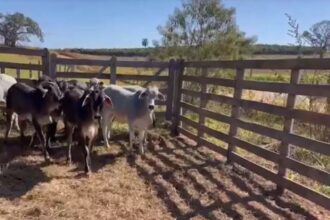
[[0, 73, 165, 174]]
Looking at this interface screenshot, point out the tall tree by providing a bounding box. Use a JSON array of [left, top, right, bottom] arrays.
[[303, 20, 330, 58], [156, 0, 255, 60], [142, 38, 149, 48], [0, 12, 43, 47], [285, 13, 303, 57]]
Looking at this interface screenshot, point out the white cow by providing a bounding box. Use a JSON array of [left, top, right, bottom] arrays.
[[0, 74, 19, 132], [101, 85, 164, 154]]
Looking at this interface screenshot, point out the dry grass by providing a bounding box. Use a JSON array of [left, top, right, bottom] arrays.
[[0, 127, 328, 219]]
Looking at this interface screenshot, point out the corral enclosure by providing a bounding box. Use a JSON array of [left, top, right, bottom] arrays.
[[0, 46, 330, 219]]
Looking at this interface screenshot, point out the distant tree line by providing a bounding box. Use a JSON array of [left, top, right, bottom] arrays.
[[62, 44, 320, 57]]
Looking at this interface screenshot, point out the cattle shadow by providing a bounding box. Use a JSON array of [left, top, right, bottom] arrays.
[[0, 158, 50, 200], [126, 135, 318, 220]]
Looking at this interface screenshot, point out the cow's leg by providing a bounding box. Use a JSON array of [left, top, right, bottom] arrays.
[[101, 113, 112, 148], [19, 120, 27, 146], [28, 132, 37, 148], [128, 124, 134, 151], [66, 123, 75, 165], [4, 110, 14, 144], [12, 113, 20, 132], [83, 136, 92, 174], [45, 122, 57, 152], [138, 130, 146, 154], [32, 117, 49, 162]]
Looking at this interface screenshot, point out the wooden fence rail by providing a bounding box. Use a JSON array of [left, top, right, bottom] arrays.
[[0, 46, 329, 210]]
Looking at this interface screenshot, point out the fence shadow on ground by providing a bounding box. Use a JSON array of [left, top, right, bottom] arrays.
[[124, 135, 318, 220]]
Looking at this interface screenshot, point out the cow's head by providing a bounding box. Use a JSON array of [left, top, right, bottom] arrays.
[[138, 86, 165, 111], [38, 81, 64, 113], [86, 77, 104, 91], [82, 89, 112, 119]]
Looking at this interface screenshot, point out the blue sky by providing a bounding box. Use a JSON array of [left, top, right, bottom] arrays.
[[1, 0, 330, 48]]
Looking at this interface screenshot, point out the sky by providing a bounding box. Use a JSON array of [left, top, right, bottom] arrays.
[[1, 0, 330, 49]]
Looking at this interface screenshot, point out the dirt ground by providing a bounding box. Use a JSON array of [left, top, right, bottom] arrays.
[[0, 129, 329, 220]]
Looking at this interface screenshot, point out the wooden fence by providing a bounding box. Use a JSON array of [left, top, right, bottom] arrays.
[[174, 59, 330, 210], [0, 46, 329, 210]]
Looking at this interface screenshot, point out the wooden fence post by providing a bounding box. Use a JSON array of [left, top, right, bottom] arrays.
[[49, 53, 57, 79], [41, 48, 50, 77], [197, 67, 208, 144], [227, 68, 244, 163], [166, 59, 175, 121], [29, 62, 32, 79], [277, 68, 301, 194], [110, 56, 117, 84], [16, 69, 20, 79], [171, 59, 184, 136]]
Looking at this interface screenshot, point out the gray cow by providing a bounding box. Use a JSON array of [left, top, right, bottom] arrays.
[[0, 74, 19, 132], [101, 85, 164, 154]]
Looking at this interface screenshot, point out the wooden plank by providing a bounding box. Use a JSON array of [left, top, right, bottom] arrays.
[[178, 126, 198, 142], [199, 138, 227, 156], [41, 48, 50, 76], [110, 56, 117, 84], [198, 68, 208, 145], [56, 58, 109, 66], [281, 177, 330, 210], [291, 109, 330, 127], [0, 62, 42, 71], [184, 58, 330, 70], [181, 75, 235, 87], [171, 59, 184, 135], [235, 119, 283, 140], [181, 89, 200, 98], [0, 46, 45, 56], [231, 137, 280, 163], [179, 115, 199, 129], [180, 101, 200, 113], [49, 53, 57, 78], [116, 74, 168, 81], [231, 153, 280, 183], [242, 80, 330, 97], [205, 93, 236, 106], [202, 108, 232, 124], [284, 157, 330, 186], [201, 125, 231, 143], [239, 99, 287, 116], [284, 133, 330, 156], [57, 72, 109, 79], [116, 60, 169, 68], [166, 59, 175, 121], [277, 69, 301, 193], [227, 68, 244, 162], [234, 119, 330, 155]]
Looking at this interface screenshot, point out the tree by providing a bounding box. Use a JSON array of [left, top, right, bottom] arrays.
[[0, 12, 43, 47], [156, 0, 255, 60], [142, 38, 149, 48], [285, 13, 303, 57], [303, 20, 330, 58]]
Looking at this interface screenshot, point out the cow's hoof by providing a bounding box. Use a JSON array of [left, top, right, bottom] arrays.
[[105, 144, 111, 149]]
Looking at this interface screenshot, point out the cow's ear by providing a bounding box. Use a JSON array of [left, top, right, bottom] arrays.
[[104, 95, 112, 107], [81, 93, 91, 107], [157, 92, 165, 101], [138, 90, 148, 99]]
